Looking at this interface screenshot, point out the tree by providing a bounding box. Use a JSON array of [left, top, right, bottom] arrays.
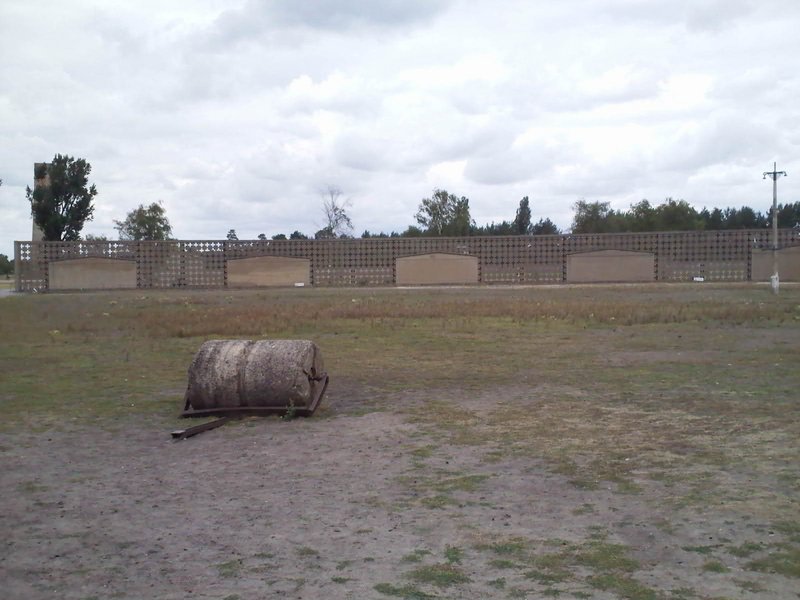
[[571, 200, 618, 233], [226, 229, 238, 240], [401, 225, 424, 237], [474, 221, 514, 236], [514, 196, 533, 234], [700, 207, 725, 230], [653, 198, 703, 231], [627, 200, 657, 232], [415, 189, 474, 236], [114, 202, 173, 240], [321, 185, 353, 238], [26, 154, 97, 241], [257, 233, 267, 240], [777, 202, 800, 228], [0, 253, 13, 278], [531, 218, 560, 235], [289, 230, 309, 240], [271, 233, 287, 240], [83, 234, 108, 241]]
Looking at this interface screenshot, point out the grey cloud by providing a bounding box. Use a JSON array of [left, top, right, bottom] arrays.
[[209, 0, 449, 46], [464, 142, 568, 186], [260, 0, 450, 30], [333, 133, 387, 171], [656, 115, 781, 172]]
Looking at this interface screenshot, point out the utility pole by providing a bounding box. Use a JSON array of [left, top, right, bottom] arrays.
[[763, 162, 787, 294]]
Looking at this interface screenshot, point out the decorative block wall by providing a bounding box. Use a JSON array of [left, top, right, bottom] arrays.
[[14, 229, 800, 292]]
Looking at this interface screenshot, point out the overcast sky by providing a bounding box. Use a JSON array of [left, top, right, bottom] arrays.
[[2, 0, 799, 256]]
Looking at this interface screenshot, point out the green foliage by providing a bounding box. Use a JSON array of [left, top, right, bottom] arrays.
[[746, 546, 800, 578], [374, 583, 435, 599], [26, 154, 97, 241], [270, 233, 286, 240], [701, 560, 729, 573], [474, 220, 515, 236], [402, 549, 431, 562], [407, 563, 470, 587], [114, 202, 172, 240], [315, 226, 337, 239], [401, 225, 425, 237], [514, 196, 533, 234], [216, 559, 243, 578], [777, 201, 800, 228], [727, 542, 762, 557], [226, 229, 238, 240], [289, 230, 309, 240], [531, 217, 560, 234], [444, 546, 463, 564], [0, 253, 13, 277], [415, 189, 474, 236], [572, 197, 776, 233], [257, 233, 267, 240], [681, 545, 717, 555]]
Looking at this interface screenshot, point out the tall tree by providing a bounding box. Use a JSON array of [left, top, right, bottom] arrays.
[[321, 185, 353, 238], [26, 154, 97, 241], [415, 189, 474, 236], [513, 196, 532, 235], [226, 229, 238, 240], [114, 202, 173, 240]]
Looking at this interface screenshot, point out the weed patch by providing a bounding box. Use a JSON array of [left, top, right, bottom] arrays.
[[746, 545, 800, 578], [407, 563, 470, 587], [588, 574, 659, 600], [374, 582, 435, 599]]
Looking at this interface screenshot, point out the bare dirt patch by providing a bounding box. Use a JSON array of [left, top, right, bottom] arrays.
[[1, 285, 798, 599]]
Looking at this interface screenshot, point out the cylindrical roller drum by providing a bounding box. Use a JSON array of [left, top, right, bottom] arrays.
[[183, 340, 327, 416]]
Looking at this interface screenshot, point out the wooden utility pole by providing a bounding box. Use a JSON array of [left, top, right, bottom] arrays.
[[763, 162, 787, 294]]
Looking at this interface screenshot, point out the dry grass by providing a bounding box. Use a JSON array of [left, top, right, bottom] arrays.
[[1, 283, 799, 597]]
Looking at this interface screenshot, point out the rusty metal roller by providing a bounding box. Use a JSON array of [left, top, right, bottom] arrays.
[[182, 340, 328, 418]]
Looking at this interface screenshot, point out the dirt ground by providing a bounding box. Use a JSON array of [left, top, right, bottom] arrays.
[[1, 285, 799, 599], [2, 380, 798, 600]]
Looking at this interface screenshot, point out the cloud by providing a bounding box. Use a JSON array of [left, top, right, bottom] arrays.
[[207, 0, 449, 46], [2, 0, 800, 255]]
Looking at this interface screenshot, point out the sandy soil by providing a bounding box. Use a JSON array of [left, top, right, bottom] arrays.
[[1, 381, 797, 600]]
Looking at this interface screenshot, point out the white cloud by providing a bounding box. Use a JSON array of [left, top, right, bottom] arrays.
[[1, 0, 799, 255]]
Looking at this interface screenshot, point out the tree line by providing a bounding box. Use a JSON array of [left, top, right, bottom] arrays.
[[23, 154, 800, 248]]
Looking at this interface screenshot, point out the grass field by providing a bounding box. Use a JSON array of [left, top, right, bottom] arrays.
[[1, 283, 799, 599]]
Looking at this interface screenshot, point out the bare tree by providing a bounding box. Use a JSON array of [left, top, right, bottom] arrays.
[[317, 185, 353, 239]]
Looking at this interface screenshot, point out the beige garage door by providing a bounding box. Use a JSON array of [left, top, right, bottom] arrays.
[[567, 250, 655, 283], [396, 253, 479, 285], [227, 256, 311, 287], [49, 258, 137, 290]]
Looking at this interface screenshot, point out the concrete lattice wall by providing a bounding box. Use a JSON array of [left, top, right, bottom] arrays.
[[567, 250, 655, 283], [396, 253, 479, 285], [14, 229, 800, 292], [751, 246, 800, 282], [49, 258, 137, 290]]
